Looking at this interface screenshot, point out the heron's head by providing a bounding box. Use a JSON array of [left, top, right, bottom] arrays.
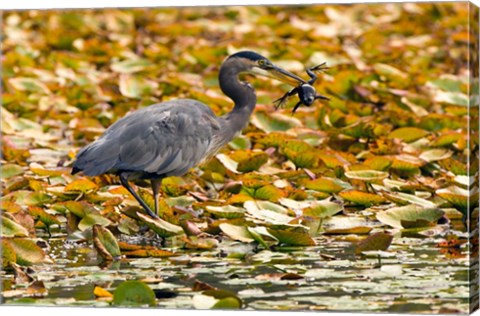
[[227, 51, 304, 86]]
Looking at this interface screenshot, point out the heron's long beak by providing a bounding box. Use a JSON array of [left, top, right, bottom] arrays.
[[252, 65, 306, 86]]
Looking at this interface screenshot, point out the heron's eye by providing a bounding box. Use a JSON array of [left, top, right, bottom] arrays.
[[258, 59, 272, 68]]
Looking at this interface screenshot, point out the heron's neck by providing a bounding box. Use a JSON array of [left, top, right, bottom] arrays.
[[218, 59, 257, 140]]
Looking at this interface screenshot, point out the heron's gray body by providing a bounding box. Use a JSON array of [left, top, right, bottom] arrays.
[[72, 99, 223, 179], [71, 51, 301, 218]]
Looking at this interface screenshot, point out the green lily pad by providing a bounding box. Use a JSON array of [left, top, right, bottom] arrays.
[[376, 204, 444, 229], [304, 178, 345, 193], [303, 198, 343, 219], [78, 213, 112, 231], [193, 290, 242, 309], [355, 232, 393, 255], [110, 58, 152, 74], [113, 280, 156, 307], [2, 239, 16, 269], [93, 225, 121, 261], [436, 186, 469, 210], [339, 190, 385, 206], [382, 192, 437, 208], [344, 170, 389, 182], [205, 205, 246, 219], [137, 212, 185, 237], [2, 164, 24, 179], [267, 228, 316, 246], [7, 238, 51, 266], [219, 223, 254, 243], [387, 127, 429, 143], [251, 111, 302, 133], [419, 148, 453, 162], [322, 216, 374, 234], [1, 216, 29, 237]]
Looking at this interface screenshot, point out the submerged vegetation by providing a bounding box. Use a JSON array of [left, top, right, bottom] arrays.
[[1, 2, 478, 313]]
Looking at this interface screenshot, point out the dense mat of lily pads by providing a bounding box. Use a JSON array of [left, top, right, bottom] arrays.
[[1, 3, 478, 313]]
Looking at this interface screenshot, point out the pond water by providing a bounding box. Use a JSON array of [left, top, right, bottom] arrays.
[[2, 234, 470, 313]]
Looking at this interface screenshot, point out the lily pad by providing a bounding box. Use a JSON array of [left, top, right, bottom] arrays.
[[387, 127, 429, 143], [93, 225, 121, 261], [376, 204, 444, 229], [113, 280, 156, 307], [1, 216, 29, 237], [219, 223, 254, 243], [344, 170, 389, 182], [339, 190, 385, 206], [303, 198, 343, 219], [137, 212, 185, 237], [193, 290, 242, 309], [419, 148, 453, 162], [7, 238, 51, 266], [205, 205, 246, 219], [304, 178, 345, 193], [355, 232, 393, 255], [267, 228, 316, 246], [436, 186, 469, 210]]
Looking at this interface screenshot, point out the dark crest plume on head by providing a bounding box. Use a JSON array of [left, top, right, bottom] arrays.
[[228, 51, 266, 62]]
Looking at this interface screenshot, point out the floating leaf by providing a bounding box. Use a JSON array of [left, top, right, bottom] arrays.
[[1, 239, 16, 269], [111, 58, 152, 73], [303, 198, 343, 219], [219, 223, 254, 243], [78, 213, 112, 231], [247, 226, 278, 248], [137, 212, 184, 237], [244, 200, 289, 215], [65, 178, 98, 193], [193, 290, 242, 309], [251, 111, 302, 132], [2, 164, 24, 179], [205, 205, 246, 219], [119, 74, 159, 99], [373, 63, 408, 82], [419, 148, 453, 162], [382, 191, 437, 208], [376, 205, 444, 229], [1, 216, 29, 237], [7, 238, 51, 266], [339, 190, 385, 206], [363, 156, 392, 171], [94, 286, 113, 298], [113, 280, 156, 307], [304, 178, 344, 193], [387, 127, 429, 143], [355, 232, 393, 255], [9, 77, 50, 94], [344, 170, 388, 182], [123, 249, 175, 258], [234, 151, 269, 173], [268, 228, 316, 246], [322, 216, 373, 234], [93, 225, 121, 261], [436, 186, 469, 211]]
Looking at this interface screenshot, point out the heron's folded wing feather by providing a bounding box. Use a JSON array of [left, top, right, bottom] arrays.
[[115, 106, 216, 177]]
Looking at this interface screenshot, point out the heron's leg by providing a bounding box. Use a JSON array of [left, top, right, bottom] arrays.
[[151, 178, 162, 216], [119, 173, 158, 218]]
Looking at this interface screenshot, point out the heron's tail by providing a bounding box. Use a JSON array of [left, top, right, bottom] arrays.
[[71, 138, 119, 176]]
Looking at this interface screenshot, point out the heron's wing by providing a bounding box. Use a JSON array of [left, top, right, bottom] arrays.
[[114, 102, 219, 177], [73, 100, 220, 177]]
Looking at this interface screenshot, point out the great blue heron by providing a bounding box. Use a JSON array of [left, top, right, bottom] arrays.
[[71, 51, 306, 218]]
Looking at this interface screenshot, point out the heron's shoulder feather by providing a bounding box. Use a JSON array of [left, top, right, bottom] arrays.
[[73, 99, 220, 177]]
